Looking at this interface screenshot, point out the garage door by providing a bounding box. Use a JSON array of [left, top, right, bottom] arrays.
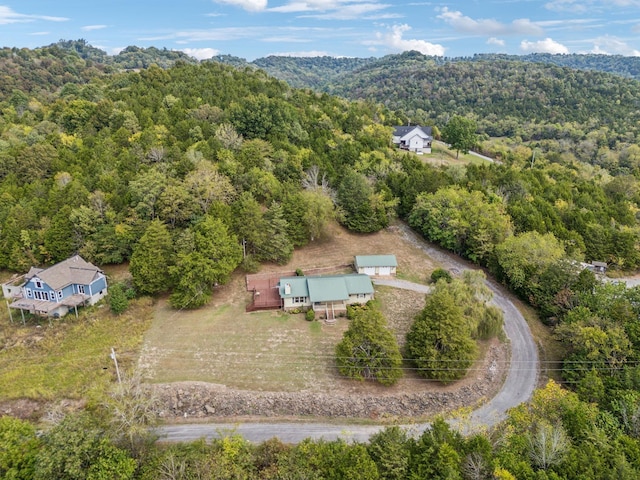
[[378, 267, 391, 276], [363, 267, 376, 275]]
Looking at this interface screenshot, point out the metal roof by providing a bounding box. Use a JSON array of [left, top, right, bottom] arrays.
[[279, 277, 309, 298], [355, 255, 398, 268], [279, 274, 373, 303]]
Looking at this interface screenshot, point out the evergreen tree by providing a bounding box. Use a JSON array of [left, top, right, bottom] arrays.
[[108, 283, 129, 315], [129, 220, 173, 296], [169, 216, 242, 309], [44, 206, 77, 263], [337, 170, 388, 233], [406, 288, 478, 383], [336, 305, 403, 386], [259, 203, 294, 265], [231, 192, 267, 258]]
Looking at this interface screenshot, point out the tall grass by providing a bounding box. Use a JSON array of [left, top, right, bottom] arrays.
[[0, 298, 153, 402]]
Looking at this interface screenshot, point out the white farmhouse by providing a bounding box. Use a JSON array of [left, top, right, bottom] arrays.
[[392, 125, 432, 154]]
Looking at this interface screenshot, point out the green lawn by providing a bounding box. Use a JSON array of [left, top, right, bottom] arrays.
[[425, 142, 492, 167], [139, 294, 349, 391]]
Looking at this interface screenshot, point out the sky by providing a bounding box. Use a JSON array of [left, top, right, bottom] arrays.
[[1, 1, 639, 61]]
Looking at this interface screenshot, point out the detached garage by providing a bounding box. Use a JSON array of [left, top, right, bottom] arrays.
[[354, 255, 397, 277]]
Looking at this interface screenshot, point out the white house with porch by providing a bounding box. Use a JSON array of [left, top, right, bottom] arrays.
[[2, 255, 108, 320], [279, 274, 374, 319], [392, 125, 433, 154]]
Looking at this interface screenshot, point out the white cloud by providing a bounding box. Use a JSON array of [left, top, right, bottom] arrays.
[[487, 37, 505, 46], [271, 0, 396, 19], [304, 3, 391, 20], [372, 24, 445, 56], [213, 0, 268, 12], [437, 7, 543, 36], [589, 35, 640, 56], [178, 47, 220, 60], [81, 25, 107, 32], [544, 0, 585, 12], [29, 31, 50, 36], [520, 37, 569, 54], [142, 27, 261, 42], [0, 5, 68, 24], [546, 0, 640, 12]]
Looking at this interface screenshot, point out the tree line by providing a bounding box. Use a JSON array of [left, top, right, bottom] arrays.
[[5, 379, 640, 479]]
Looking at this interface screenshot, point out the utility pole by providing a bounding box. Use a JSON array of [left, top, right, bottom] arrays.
[[110, 347, 122, 385]]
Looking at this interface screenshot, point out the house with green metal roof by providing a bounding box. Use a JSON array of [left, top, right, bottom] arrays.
[[354, 255, 397, 277], [279, 274, 374, 318]]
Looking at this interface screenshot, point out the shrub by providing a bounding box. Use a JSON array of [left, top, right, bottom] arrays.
[[240, 255, 260, 273], [430, 268, 452, 284], [295, 268, 304, 276], [108, 283, 129, 315], [305, 309, 315, 321]]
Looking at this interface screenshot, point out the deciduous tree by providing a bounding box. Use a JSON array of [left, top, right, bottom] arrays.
[[442, 116, 477, 159]]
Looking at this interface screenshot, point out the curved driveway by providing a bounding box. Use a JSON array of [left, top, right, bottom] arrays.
[[156, 224, 539, 443]]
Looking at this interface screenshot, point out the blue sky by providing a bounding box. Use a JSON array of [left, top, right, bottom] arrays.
[[1, 1, 639, 60]]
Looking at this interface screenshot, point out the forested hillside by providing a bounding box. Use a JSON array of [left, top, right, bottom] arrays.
[[246, 51, 640, 168], [3, 44, 640, 478]]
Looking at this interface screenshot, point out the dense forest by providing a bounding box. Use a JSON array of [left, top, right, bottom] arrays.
[[2, 42, 640, 478], [245, 51, 640, 171]]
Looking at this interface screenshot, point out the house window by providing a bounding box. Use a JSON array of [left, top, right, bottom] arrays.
[[25, 288, 32, 298], [35, 280, 42, 289], [49, 292, 56, 301], [356, 293, 367, 299], [57, 290, 63, 299], [34, 291, 42, 300], [78, 285, 85, 294]]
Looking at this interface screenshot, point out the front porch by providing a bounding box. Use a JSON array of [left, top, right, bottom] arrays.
[[8, 293, 90, 322]]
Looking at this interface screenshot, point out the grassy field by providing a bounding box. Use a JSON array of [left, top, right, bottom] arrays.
[[0, 298, 153, 402], [138, 223, 440, 392], [423, 142, 493, 167], [140, 290, 349, 391]]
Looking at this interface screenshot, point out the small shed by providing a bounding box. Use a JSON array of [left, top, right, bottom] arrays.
[[354, 255, 397, 277], [591, 261, 607, 274]]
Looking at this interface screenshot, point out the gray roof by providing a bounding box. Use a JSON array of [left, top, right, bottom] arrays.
[[355, 255, 398, 268], [279, 274, 374, 303], [26, 255, 103, 290], [393, 125, 432, 137]]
